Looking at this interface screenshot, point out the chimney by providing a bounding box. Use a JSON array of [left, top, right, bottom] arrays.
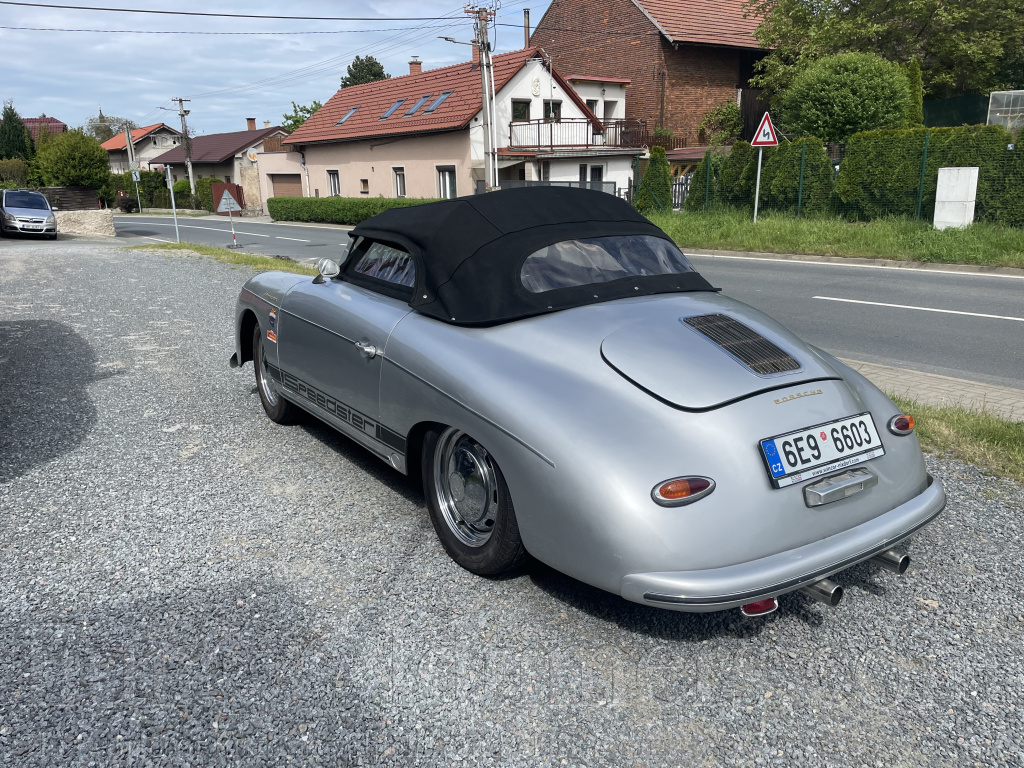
[[263, 120, 271, 128], [472, 43, 480, 66], [246, 117, 256, 130], [524, 9, 530, 48], [409, 56, 422, 75]]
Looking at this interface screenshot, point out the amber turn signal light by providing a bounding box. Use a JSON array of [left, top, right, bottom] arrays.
[[652, 476, 715, 507], [888, 414, 915, 436]]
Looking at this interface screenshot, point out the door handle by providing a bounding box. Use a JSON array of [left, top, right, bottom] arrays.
[[354, 340, 378, 359]]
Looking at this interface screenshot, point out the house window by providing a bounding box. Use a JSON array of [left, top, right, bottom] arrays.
[[224, 175, 231, 183], [512, 100, 531, 122], [543, 100, 561, 121], [360, 179, 369, 195], [590, 165, 604, 188], [393, 167, 406, 197], [585, 99, 598, 115], [327, 170, 340, 196], [541, 160, 550, 181], [579, 164, 587, 183], [437, 166, 457, 199]]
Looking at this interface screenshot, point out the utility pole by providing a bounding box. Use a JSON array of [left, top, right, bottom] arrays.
[[172, 97, 196, 197], [124, 124, 144, 214], [467, 5, 498, 191]]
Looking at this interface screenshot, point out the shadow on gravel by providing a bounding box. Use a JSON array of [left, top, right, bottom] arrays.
[[0, 577, 378, 766], [0, 320, 114, 484]]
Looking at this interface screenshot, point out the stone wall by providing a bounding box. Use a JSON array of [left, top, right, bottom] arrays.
[[54, 209, 116, 237], [238, 166, 263, 215]]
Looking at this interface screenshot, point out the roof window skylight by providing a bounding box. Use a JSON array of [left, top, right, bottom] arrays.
[[423, 91, 453, 114], [335, 107, 359, 126], [404, 94, 433, 117], [380, 99, 407, 120]]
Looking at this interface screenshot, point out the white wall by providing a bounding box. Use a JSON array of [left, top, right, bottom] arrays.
[[564, 81, 628, 121], [544, 155, 634, 190]]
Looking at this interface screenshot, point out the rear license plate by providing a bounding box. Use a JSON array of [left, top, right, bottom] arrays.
[[760, 412, 885, 488]]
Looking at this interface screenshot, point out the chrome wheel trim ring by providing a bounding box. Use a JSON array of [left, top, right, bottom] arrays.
[[256, 335, 280, 407], [433, 428, 498, 548]]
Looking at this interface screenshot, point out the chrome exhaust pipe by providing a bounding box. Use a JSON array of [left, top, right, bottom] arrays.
[[799, 578, 844, 607], [870, 549, 911, 575]]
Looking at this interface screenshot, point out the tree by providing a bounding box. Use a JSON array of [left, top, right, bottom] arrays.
[[635, 146, 672, 214], [905, 60, 924, 127], [779, 54, 911, 144], [84, 110, 136, 143], [282, 100, 323, 133], [700, 102, 743, 146], [0, 101, 33, 160], [31, 129, 110, 188], [340, 56, 390, 88], [746, 0, 1024, 99]]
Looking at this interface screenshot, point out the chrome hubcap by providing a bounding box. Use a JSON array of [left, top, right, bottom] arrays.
[[433, 429, 498, 547], [256, 336, 279, 407]]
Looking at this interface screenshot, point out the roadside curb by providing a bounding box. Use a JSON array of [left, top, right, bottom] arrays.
[[685, 248, 1024, 279]]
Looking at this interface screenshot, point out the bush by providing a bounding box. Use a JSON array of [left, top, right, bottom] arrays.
[[30, 129, 109, 188], [266, 196, 441, 225], [700, 102, 742, 146], [721, 141, 758, 207], [0, 157, 29, 186], [635, 146, 672, 213], [762, 138, 836, 215], [682, 150, 726, 212], [780, 53, 911, 144], [193, 177, 221, 212], [836, 125, 1021, 223]]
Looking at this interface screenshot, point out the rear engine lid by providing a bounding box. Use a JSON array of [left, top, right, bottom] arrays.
[[601, 308, 842, 411]]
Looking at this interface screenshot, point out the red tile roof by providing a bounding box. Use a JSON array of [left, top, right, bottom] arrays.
[[151, 126, 286, 165], [286, 48, 595, 146], [633, 0, 761, 49], [21, 117, 67, 142], [101, 123, 179, 151]]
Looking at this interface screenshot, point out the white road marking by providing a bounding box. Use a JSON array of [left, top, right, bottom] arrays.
[[689, 252, 1024, 280], [144, 236, 173, 243], [813, 296, 1024, 323], [275, 236, 311, 242]]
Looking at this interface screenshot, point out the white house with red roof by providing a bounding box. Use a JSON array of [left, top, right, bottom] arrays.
[[101, 123, 182, 173], [258, 47, 644, 204]]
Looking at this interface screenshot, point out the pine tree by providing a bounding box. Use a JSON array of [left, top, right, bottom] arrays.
[[340, 56, 390, 88], [635, 146, 672, 214], [0, 101, 33, 160]]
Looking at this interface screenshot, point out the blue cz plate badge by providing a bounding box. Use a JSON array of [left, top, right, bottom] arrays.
[[760, 412, 885, 489]]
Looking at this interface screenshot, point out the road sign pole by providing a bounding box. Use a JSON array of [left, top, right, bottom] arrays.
[[166, 165, 180, 243], [228, 208, 237, 249], [753, 147, 763, 224]]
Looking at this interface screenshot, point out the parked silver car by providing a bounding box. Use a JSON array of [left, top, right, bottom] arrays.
[[0, 189, 57, 239], [230, 187, 944, 616]]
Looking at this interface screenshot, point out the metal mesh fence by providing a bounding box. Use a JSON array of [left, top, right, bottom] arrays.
[[678, 126, 1024, 227]]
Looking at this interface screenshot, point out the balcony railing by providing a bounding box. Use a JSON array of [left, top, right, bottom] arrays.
[[508, 119, 690, 151]]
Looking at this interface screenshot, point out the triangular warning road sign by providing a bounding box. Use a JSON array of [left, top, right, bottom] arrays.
[[217, 189, 242, 213], [751, 112, 779, 147]]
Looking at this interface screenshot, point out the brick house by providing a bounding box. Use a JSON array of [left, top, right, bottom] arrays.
[[530, 0, 766, 143], [260, 47, 642, 205]]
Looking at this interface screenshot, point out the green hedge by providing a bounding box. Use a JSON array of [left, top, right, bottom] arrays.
[[266, 196, 441, 225], [836, 125, 1022, 224]]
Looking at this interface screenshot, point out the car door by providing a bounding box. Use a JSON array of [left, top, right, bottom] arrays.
[[276, 239, 414, 460]]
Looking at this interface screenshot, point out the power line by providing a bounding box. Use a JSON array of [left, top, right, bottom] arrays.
[[0, 24, 458, 35], [0, 1, 453, 21]]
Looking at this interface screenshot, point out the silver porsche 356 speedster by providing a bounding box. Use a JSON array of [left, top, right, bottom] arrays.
[[231, 187, 945, 616]]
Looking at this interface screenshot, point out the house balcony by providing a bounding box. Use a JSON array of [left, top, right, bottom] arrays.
[[508, 119, 690, 151]]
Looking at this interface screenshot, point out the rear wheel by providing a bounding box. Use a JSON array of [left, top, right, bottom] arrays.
[[423, 426, 527, 575], [253, 324, 296, 424]]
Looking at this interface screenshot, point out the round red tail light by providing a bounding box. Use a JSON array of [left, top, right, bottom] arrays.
[[740, 597, 778, 617], [652, 476, 715, 507], [888, 414, 915, 435]]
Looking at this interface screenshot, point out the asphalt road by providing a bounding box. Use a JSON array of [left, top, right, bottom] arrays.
[[2, 238, 1023, 767], [114, 215, 1024, 389]]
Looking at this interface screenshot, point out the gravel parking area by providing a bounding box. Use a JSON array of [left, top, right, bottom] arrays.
[[1, 240, 1022, 767]]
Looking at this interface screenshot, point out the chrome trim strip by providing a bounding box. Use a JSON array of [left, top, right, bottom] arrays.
[[383, 357, 556, 468]]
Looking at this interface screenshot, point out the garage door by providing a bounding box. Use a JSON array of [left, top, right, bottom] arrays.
[[271, 174, 303, 197]]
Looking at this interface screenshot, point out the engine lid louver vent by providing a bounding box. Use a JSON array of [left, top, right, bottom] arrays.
[[682, 314, 801, 376]]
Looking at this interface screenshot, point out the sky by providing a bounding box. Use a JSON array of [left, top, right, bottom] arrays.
[[0, 0, 546, 136]]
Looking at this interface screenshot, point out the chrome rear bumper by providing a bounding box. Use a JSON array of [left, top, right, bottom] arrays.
[[621, 474, 945, 612]]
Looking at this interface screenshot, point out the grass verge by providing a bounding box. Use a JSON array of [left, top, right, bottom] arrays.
[[128, 242, 317, 276], [649, 209, 1024, 269], [891, 395, 1024, 482]]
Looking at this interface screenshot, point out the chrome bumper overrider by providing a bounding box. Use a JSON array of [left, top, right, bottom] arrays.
[[622, 474, 945, 612]]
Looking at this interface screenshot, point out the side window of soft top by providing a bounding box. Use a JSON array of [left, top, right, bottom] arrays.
[[350, 240, 416, 288]]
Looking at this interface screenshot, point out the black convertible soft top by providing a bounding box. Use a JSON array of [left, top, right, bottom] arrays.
[[348, 186, 715, 326]]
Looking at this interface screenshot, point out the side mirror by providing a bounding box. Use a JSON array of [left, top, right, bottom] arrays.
[[313, 258, 340, 284]]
